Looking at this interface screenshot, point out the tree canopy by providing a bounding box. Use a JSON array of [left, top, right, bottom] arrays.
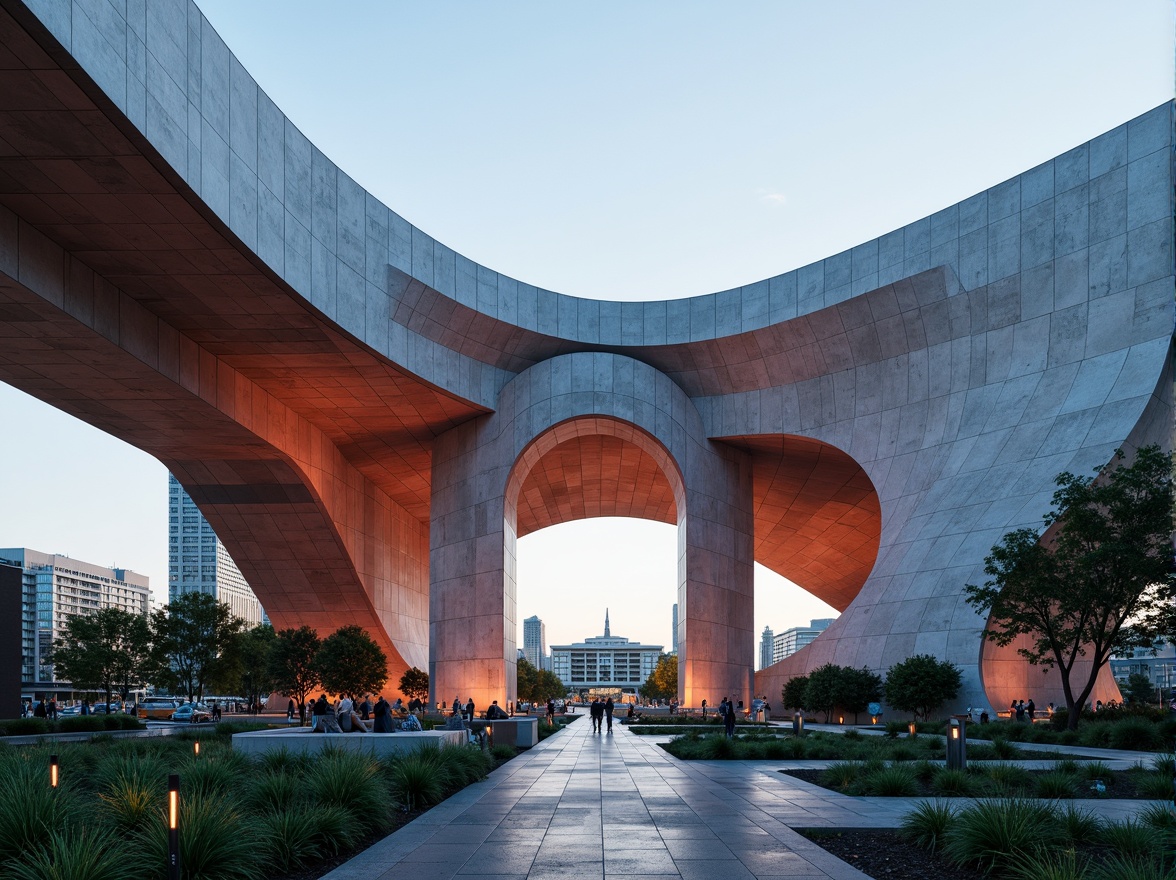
[[884, 654, 961, 721], [49, 607, 151, 708], [398, 666, 429, 702], [315, 625, 387, 698], [964, 445, 1174, 729], [1123, 672, 1155, 705], [150, 592, 244, 703], [235, 623, 276, 712], [781, 675, 809, 712], [515, 657, 565, 704], [268, 626, 321, 722], [638, 654, 678, 702]]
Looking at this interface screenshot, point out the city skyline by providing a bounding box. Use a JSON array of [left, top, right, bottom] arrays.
[[0, 2, 1170, 651]]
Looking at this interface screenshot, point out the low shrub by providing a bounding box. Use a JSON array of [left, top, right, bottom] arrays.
[[1110, 717, 1165, 751], [6, 828, 135, 880], [1033, 770, 1077, 799], [932, 768, 977, 797], [311, 750, 386, 833], [899, 800, 957, 852], [491, 743, 517, 760], [990, 738, 1020, 759], [141, 794, 257, 880], [820, 762, 861, 792], [0, 718, 49, 737], [0, 761, 86, 862], [1098, 817, 1157, 858], [942, 799, 1061, 872], [57, 716, 105, 733], [862, 765, 919, 797], [1089, 854, 1173, 880], [1006, 847, 1089, 880], [1057, 803, 1101, 844], [1138, 802, 1176, 831], [257, 805, 357, 872], [1081, 761, 1114, 782], [248, 771, 302, 814], [1135, 774, 1175, 800], [388, 751, 446, 811]]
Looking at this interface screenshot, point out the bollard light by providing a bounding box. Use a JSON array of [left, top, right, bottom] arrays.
[[193, 740, 200, 757], [49, 754, 58, 788], [908, 721, 917, 738], [871, 715, 877, 725], [792, 712, 805, 737], [167, 774, 180, 880], [839, 716, 844, 725]]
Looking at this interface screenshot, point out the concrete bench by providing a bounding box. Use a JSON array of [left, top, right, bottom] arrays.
[[231, 726, 466, 758]]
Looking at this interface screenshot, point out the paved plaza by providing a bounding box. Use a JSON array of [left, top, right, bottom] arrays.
[[324, 719, 1159, 880]]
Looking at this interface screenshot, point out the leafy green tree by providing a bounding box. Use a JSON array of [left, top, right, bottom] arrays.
[[268, 626, 321, 724], [536, 669, 566, 702], [236, 624, 276, 713], [398, 666, 429, 703], [638, 654, 678, 702], [1123, 672, 1155, 705], [516, 656, 539, 703], [150, 592, 244, 703], [49, 607, 151, 709], [964, 446, 1174, 730], [839, 666, 883, 724], [781, 675, 809, 711], [803, 663, 842, 722], [315, 625, 387, 699], [884, 654, 961, 721]]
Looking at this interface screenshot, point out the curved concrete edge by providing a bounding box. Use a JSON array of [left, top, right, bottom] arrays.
[[14, 1, 1172, 396]]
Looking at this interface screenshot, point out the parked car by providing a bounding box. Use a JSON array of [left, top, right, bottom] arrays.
[[169, 703, 211, 724], [137, 698, 182, 721], [58, 704, 82, 717], [91, 702, 123, 715]]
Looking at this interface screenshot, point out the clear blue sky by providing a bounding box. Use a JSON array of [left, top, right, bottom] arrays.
[[0, 2, 1170, 652]]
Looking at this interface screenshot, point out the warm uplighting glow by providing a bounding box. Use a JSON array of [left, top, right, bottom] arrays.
[[193, 740, 200, 756], [838, 716, 844, 725], [168, 776, 179, 829], [951, 726, 959, 740], [49, 754, 58, 788]]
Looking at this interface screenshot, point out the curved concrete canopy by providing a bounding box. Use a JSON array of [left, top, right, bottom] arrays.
[[0, 1, 1171, 710]]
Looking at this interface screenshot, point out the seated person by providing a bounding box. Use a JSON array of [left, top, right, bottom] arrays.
[[337, 697, 367, 733], [485, 700, 510, 720], [311, 695, 343, 733], [401, 712, 423, 732]]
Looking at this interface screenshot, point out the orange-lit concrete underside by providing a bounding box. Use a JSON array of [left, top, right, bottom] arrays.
[[517, 433, 880, 613], [0, 5, 881, 692]]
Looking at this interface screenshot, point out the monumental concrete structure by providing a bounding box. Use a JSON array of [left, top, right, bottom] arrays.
[[0, 1, 1169, 714]]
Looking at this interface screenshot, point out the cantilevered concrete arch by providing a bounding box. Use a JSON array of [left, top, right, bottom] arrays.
[[0, 0, 1170, 711]]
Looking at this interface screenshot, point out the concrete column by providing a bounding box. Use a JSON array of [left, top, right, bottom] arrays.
[[429, 353, 755, 711]]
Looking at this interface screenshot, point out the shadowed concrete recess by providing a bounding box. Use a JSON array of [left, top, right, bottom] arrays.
[[0, 0, 1170, 712]]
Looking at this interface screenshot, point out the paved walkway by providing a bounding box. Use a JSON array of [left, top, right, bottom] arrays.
[[324, 717, 1163, 880]]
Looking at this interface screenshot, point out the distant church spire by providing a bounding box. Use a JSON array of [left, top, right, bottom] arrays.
[[604, 608, 610, 637]]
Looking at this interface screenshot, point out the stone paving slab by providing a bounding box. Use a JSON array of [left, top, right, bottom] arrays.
[[321, 717, 1166, 880]]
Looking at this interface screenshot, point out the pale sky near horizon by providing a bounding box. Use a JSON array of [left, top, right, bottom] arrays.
[[0, 2, 1171, 654]]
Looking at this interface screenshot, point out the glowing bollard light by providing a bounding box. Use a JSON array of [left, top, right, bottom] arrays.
[[49, 754, 58, 788], [792, 712, 804, 737], [908, 721, 918, 738], [167, 774, 180, 880], [193, 740, 200, 757], [946, 718, 967, 771]]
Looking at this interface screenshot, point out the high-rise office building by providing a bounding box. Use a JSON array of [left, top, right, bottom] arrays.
[[671, 603, 679, 654], [772, 618, 835, 664], [523, 615, 546, 669], [168, 474, 265, 626], [759, 626, 775, 671], [0, 548, 149, 693]]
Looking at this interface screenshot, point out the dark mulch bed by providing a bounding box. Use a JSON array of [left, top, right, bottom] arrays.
[[781, 767, 1154, 799], [799, 829, 986, 880]]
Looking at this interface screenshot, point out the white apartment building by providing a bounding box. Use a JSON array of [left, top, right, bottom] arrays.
[[0, 548, 149, 691], [550, 610, 662, 697], [168, 474, 266, 626], [772, 618, 835, 664]]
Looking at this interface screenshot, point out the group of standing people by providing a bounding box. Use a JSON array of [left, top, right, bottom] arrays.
[[588, 697, 615, 733], [1010, 698, 1036, 722]]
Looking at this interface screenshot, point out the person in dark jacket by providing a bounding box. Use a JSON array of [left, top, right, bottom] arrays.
[[589, 698, 604, 733], [723, 699, 737, 738], [373, 696, 393, 733], [604, 698, 615, 733]]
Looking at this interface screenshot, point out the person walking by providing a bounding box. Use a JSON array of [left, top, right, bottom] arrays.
[[605, 697, 615, 733], [465, 697, 475, 722], [286, 699, 295, 722], [546, 699, 555, 724], [590, 697, 603, 733], [723, 698, 737, 738]]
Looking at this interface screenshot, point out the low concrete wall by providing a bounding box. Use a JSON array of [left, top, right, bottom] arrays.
[[487, 716, 539, 748], [232, 727, 465, 757]]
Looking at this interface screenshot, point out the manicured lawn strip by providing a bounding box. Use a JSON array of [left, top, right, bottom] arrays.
[[0, 723, 538, 880]]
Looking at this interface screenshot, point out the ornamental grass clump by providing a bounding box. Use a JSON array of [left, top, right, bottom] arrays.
[[820, 762, 861, 792], [861, 764, 919, 797], [437, 743, 491, 786], [1034, 769, 1078, 799], [942, 799, 1061, 872], [0, 760, 86, 863], [931, 768, 977, 797], [1088, 854, 1173, 880], [899, 800, 957, 853], [257, 804, 357, 872], [1134, 773, 1175, 800], [247, 770, 301, 814], [388, 751, 446, 811], [1007, 847, 1090, 880], [1097, 817, 1157, 859], [1057, 803, 1102, 845], [5, 829, 136, 880], [311, 749, 386, 834], [141, 794, 258, 880]]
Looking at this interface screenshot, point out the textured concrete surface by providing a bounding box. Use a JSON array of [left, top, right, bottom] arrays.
[[0, 0, 1170, 710]]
